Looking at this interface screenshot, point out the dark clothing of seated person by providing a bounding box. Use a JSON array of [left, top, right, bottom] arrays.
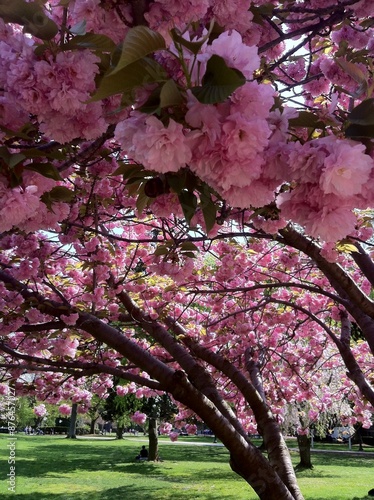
[[136, 446, 148, 461]]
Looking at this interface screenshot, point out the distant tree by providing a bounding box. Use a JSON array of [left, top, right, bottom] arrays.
[[86, 395, 107, 434], [103, 389, 142, 439], [140, 395, 178, 461]]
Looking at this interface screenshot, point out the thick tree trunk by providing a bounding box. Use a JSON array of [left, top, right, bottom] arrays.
[[296, 434, 313, 469], [116, 424, 124, 439], [229, 446, 301, 500], [66, 402, 77, 439], [148, 417, 159, 461]]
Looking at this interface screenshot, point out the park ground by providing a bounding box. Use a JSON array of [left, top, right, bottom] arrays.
[[0, 434, 374, 499]]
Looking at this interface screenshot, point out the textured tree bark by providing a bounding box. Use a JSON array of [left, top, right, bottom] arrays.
[[66, 402, 77, 439], [296, 434, 313, 469], [116, 424, 124, 439], [148, 418, 159, 461]]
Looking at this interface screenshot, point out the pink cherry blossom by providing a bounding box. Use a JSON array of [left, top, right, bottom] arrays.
[[169, 431, 179, 442], [207, 30, 260, 79], [60, 313, 79, 326], [58, 404, 71, 416], [0, 383, 8, 395], [131, 411, 147, 425], [159, 422, 173, 434], [34, 404, 47, 417], [116, 385, 128, 396], [116, 114, 191, 174], [319, 138, 373, 197], [185, 424, 197, 435]]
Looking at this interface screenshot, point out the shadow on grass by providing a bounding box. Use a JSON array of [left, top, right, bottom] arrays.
[[309, 453, 374, 468], [4, 486, 243, 500], [1, 438, 231, 481], [304, 498, 371, 500], [5, 492, 373, 500]]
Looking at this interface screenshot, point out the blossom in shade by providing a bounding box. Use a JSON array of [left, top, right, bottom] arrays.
[[116, 385, 128, 396], [0, 384, 8, 395], [185, 424, 197, 435], [131, 411, 147, 425], [60, 313, 79, 326], [169, 431, 179, 442], [159, 422, 173, 434], [58, 404, 71, 416], [34, 404, 47, 417]]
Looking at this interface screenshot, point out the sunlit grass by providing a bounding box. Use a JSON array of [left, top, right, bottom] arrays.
[[0, 435, 373, 499]]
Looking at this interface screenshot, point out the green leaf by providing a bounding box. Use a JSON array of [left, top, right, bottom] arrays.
[[0, 0, 58, 40], [64, 32, 116, 52], [41, 186, 74, 210], [153, 246, 169, 256], [0, 147, 26, 169], [250, 4, 275, 25], [337, 58, 367, 85], [180, 241, 199, 252], [178, 191, 198, 225], [166, 171, 187, 194], [160, 79, 183, 108], [0, 124, 35, 141], [112, 163, 143, 178], [138, 86, 162, 114], [348, 98, 374, 126], [336, 241, 359, 253], [136, 184, 150, 214], [169, 21, 214, 56], [181, 251, 196, 258], [24, 163, 63, 181], [200, 192, 217, 233], [345, 122, 374, 140], [20, 147, 66, 161], [191, 55, 246, 104], [288, 111, 325, 129], [91, 57, 167, 102], [0, 146, 11, 163], [8, 153, 26, 169], [47, 186, 74, 201], [109, 26, 166, 75]]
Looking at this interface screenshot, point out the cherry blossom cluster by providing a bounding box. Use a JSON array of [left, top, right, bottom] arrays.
[[33, 404, 47, 418], [131, 411, 147, 426]]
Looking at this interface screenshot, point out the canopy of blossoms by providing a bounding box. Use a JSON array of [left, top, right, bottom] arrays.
[[1, 1, 374, 499]]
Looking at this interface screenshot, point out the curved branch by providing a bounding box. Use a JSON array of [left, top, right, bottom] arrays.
[[266, 298, 374, 407], [259, 9, 348, 54], [350, 242, 374, 288], [279, 226, 374, 318], [116, 287, 250, 441], [182, 336, 300, 499], [57, 124, 115, 173], [189, 281, 346, 307], [0, 343, 163, 390]]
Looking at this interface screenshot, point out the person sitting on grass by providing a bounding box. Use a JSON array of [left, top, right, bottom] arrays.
[[135, 445, 148, 461]]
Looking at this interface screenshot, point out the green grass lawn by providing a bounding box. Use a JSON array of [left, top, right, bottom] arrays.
[[0, 435, 373, 500]]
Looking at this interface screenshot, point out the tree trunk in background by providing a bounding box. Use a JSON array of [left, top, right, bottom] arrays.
[[116, 424, 124, 439], [296, 434, 313, 469], [90, 416, 98, 434], [66, 403, 77, 439], [148, 418, 159, 461]]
